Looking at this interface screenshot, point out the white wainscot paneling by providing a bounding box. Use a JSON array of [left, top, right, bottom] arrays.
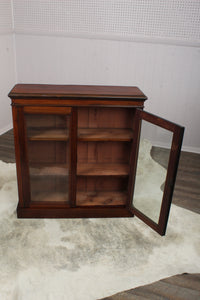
[[0, 0, 13, 34], [13, 0, 200, 46], [15, 34, 200, 152], [0, 34, 16, 134]]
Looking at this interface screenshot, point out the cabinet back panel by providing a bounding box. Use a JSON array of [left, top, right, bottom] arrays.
[[77, 176, 128, 192], [27, 141, 68, 163], [78, 107, 133, 128], [25, 114, 69, 128], [30, 177, 69, 193], [29, 175, 69, 204], [77, 141, 131, 164]]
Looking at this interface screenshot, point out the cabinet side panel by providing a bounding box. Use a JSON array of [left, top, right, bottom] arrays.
[[12, 106, 24, 207], [69, 108, 77, 207], [12, 106, 31, 207]]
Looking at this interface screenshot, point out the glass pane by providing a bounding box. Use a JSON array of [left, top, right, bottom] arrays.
[[25, 114, 70, 204], [132, 120, 173, 223]]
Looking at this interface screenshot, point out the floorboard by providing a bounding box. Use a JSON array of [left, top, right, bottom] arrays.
[[151, 146, 200, 214], [0, 129, 15, 163]]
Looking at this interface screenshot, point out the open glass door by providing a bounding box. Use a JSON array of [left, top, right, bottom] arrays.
[[129, 109, 184, 235]]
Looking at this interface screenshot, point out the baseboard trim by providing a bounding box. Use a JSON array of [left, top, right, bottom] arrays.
[[181, 146, 200, 154], [0, 123, 13, 136], [152, 142, 200, 154]]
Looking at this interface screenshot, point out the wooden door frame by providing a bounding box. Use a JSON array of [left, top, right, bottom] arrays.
[[128, 109, 184, 235], [15, 105, 74, 210]]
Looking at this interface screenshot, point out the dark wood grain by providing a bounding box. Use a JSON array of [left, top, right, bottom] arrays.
[[78, 107, 133, 129], [9, 84, 147, 100], [16, 206, 133, 218], [76, 191, 127, 206], [24, 106, 72, 114], [78, 128, 133, 142], [27, 128, 69, 141], [69, 107, 77, 208], [11, 98, 145, 108], [13, 106, 31, 208], [29, 164, 68, 176], [31, 192, 68, 203], [78, 141, 131, 164], [26, 128, 133, 142], [77, 163, 129, 176], [77, 176, 128, 192]]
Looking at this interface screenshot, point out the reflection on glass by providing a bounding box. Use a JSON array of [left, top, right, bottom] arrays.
[[25, 114, 70, 204], [133, 120, 172, 223]]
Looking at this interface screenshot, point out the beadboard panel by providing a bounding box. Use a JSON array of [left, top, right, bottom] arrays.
[[15, 34, 200, 152], [0, 34, 16, 133], [0, 0, 13, 34], [0, 1, 16, 134], [1, 1, 200, 152], [12, 0, 200, 46]]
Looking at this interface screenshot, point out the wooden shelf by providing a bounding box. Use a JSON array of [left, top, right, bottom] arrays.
[[30, 163, 129, 177], [76, 191, 127, 206], [28, 128, 69, 141], [77, 163, 129, 176], [30, 164, 68, 176], [27, 128, 133, 142], [31, 191, 126, 206], [31, 192, 69, 203], [78, 128, 133, 141]]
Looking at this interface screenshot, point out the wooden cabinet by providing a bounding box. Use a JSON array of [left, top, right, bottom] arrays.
[[9, 84, 184, 235]]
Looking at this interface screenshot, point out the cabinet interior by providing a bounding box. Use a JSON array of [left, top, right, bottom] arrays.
[[76, 107, 134, 206], [24, 107, 134, 207], [25, 114, 70, 205]]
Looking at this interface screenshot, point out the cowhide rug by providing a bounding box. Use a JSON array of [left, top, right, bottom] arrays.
[[0, 142, 200, 300]]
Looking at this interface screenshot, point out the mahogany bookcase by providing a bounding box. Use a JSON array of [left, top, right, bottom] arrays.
[[8, 84, 184, 235]]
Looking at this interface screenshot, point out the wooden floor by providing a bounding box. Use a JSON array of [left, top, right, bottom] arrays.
[[100, 273, 200, 300], [151, 146, 200, 214], [0, 129, 15, 163], [1, 129, 200, 299]]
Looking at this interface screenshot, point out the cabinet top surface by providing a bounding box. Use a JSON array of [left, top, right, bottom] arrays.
[[9, 84, 147, 101]]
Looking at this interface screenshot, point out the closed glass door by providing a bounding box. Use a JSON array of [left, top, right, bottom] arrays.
[[24, 107, 72, 207]]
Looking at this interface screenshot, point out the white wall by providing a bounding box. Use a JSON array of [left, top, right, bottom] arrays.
[[15, 34, 200, 152], [0, 1, 16, 134], [0, 34, 16, 133], [1, 0, 200, 152]]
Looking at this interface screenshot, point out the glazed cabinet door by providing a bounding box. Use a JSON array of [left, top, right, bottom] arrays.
[[129, 109, 184, 235], [13, 106, 77, 210]]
